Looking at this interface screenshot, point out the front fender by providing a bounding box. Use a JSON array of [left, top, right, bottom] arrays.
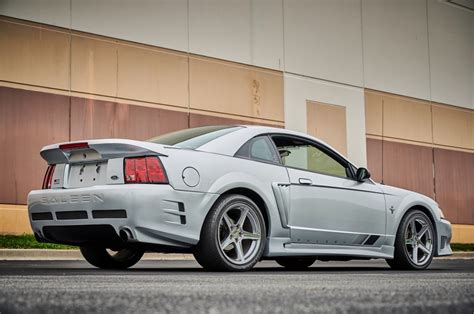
[[385, 192, 441, 244]]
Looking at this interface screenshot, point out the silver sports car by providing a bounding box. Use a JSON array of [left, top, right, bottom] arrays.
[[28, 125, 452, 271]]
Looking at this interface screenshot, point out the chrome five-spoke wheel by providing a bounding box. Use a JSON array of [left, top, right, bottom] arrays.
[[218, 204, 262, 265], [387, 210, 435, 270], [194, 194, 266, 271], [404, 216, 433, 266]]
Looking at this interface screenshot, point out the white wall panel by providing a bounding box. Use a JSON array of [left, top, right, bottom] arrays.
[[0, 0, 70, 28], [71, 0, 188, 52], [428, 0, 473, 109], [283, 0, 364, 86], [251, 0, 284, 70], [362, 0, 430, 100], [189, 0, 251, 64], [284, 73, 367, 167]]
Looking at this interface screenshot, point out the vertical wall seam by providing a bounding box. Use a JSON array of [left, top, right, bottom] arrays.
[[425, 0, 433, 102], [186, 0, 191, 127], [432, 146, 437, 201], [359, 0, 366, 87], [68, 0, 72, 141], [381, 99, 384, 184], [249, 0, 254, 66], [115, 43, 119, 100], [281, 0, 285, 71]]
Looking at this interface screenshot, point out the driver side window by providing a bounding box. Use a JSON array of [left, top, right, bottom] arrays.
[[272, 136, 349, 178]]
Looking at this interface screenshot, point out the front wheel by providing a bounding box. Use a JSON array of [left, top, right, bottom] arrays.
[[194, 194, 266, 271], [386, 210, 435, 270], [80, 247, 144, 269]]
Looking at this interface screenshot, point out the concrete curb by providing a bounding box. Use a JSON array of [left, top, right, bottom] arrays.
[[0, 249, 473, 261], [0, 249, 195, 261]]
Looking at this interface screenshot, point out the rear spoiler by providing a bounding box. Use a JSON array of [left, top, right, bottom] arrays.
[[40, 139, 167, 165]]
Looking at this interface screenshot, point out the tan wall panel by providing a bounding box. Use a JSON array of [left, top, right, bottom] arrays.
[[307, 101, 347, 156], [0, 21, 70, 90], [0, 87, 70, 204], [366, 138, 383, 183], [382, 141, 435, 198], [71, 35, 118, 97], [382, 94, 432, 143], [451, 224, 474, 243], [364, 91, 383, 136], [434, 148, 474, 224], [117, 44, 188, 107], [0, 205, 31, 235], [190, 113, 259, 128], [189, 56, 284, 122], [71, 97, 189, 141], [432, 105, 474, 150]]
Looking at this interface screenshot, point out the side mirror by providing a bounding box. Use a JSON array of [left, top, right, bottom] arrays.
[[356, 167, 371, 182]]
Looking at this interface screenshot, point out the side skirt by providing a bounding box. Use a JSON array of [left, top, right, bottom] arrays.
[[264, 237, 394, 259]]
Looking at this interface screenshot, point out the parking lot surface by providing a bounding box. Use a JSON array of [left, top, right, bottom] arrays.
[[0, 258, 473, 313]]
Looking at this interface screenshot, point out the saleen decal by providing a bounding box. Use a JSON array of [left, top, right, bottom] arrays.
[[40, 194, 104, 204]]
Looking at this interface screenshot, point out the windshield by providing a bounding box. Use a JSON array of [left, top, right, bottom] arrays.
[[147, 125, 243, 149]]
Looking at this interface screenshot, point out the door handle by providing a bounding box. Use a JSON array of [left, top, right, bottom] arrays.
[[298, 178, 312, 185]]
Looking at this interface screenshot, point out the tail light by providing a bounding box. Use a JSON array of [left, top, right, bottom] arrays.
[[124, 156, 168, 184], [42, 165, 56, 189]]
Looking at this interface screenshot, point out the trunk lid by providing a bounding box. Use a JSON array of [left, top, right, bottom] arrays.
[[40, 139, 167, 189]]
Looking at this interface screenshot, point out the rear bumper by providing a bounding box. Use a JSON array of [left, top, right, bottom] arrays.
[[435, 218, 452, 257], [28, 185, 219, 248]]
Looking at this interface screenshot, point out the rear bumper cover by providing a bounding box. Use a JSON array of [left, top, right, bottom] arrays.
[[28, 185, 219, 248]]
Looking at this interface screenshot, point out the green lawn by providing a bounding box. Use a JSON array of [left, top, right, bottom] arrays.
[[0, 234, 76, 249], [0, 234, 473, 251], [450, 243, 474, 252]]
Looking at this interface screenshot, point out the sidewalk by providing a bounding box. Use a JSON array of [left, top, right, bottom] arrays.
[[0, 249, 472, 261]]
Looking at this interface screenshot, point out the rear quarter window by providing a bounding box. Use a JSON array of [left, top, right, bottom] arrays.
[[235, 136, 280, 164]]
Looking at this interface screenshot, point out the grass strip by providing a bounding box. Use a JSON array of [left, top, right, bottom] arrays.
[[0, 234, 76, 249]]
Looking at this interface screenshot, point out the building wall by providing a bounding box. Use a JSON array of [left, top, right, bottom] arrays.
[[0, 1, 472, 241]]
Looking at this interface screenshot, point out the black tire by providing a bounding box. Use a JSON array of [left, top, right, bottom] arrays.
[[275, 257, 316, 270], [80, 247, 144, 269], [193, 194, 267, 272], [386, 209, 435, 270]]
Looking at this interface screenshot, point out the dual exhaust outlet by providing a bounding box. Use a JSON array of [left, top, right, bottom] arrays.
[[119, 227, 133, 242]]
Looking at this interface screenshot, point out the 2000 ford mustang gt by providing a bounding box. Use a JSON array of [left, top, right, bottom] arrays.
[[28, 125, 452, 271]]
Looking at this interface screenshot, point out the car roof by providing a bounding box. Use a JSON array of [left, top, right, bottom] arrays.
[[197, 124, 351, 165]]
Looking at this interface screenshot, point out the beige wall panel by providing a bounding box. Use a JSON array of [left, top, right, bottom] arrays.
[[0, 21, 70, 90], [307, 101, 347, 156], [364, 91, 383, 136], [382, 94, 432, 143], [0, 86, 70, 204], [0, 205, 31, 235], [189, 56, 284, 122], [117, 44, 188, 108], [432, 105, 474, 150], [451, 224, 474, 244], [71, 35, 118, 97]]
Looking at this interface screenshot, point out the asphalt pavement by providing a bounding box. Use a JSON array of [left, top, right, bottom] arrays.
[[0, 258, 473, 313]]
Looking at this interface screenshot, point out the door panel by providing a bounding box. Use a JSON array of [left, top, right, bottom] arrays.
[[287, 167, 386, 246]]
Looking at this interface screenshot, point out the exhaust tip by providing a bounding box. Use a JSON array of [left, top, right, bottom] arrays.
[[119, 228, 133, 242]]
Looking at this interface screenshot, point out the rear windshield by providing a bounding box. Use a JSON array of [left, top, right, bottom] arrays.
[[147, 125, 242, 149]]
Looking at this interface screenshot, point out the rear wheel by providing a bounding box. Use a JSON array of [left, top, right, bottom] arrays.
[[386, 210, 435, 270], [80, 246, 144, 269], [194, 194, 266, 271], [275, 257, 316, 270]]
